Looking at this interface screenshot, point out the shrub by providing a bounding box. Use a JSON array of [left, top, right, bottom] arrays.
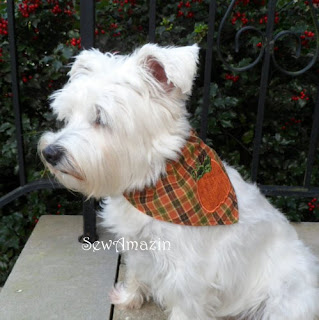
[[0, 0, 318, 285]]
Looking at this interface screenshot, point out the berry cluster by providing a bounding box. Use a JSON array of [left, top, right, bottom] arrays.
[[0, 18, 8, 36], [303, 30, 315, 37], [109, 23, 121, 37], [95, 24, 106, 36], [18, 0, 41, 18], [56, 203, 62, 215], [225, 73, 240, 83], [231, 12, 248, 25], [69, 37, 81, 49], [51, 4, 62, 14], [46, 0, 75, 16], [177, 0, 202, 19], [281, 117, 302, 130], [63, 5, 74, 16], [259, 12, 279, 24], [113, 0, 136, 16], [291, 90, 309, 101], [178, 0, 192, 8], [110, 23, 118, 30], [300, 30, 315, 47], [22, 75, 33, 83], [308, 198, 318, 212], [112, 32, 122, 38]]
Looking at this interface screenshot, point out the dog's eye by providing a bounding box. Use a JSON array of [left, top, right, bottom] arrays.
[[95, 111, 102, 126], [94, 105, 108, 127]]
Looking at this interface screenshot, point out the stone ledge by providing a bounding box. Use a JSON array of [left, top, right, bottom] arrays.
[[0, 215, 119, 320], [0, 217, 318, 320], [292, 222, 319, 257]]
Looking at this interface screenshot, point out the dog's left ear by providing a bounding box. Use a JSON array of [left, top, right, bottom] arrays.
[[135, 44, 199, 95]]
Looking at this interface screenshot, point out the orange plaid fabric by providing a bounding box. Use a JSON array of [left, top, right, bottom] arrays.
[[124, 131, 239, 226]]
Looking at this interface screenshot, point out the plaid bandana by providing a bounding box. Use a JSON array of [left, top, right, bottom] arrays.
[[124, 131, 239, 226]]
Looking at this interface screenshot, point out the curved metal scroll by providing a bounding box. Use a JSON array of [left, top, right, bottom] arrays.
[[217, 0, 319, 75]]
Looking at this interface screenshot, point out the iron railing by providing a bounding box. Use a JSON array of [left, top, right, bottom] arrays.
[[1, 0, 319, 242]]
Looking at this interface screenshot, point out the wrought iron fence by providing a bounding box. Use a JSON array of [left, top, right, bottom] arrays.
[[0, 0, 319, 242]]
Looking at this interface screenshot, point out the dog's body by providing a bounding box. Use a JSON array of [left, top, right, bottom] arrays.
[[102, 166, 318, 320], [39, 44, 319, 320]]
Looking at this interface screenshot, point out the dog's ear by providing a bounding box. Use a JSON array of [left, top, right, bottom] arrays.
[[68, 49, 105, 80], [135, 44, 199, 95]]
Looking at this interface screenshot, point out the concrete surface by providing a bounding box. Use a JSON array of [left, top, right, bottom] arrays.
[[0, 216, 318, 320], [112, 264, 166, 320], [0, 215, 119, 320], [293, 222, 319, 257]]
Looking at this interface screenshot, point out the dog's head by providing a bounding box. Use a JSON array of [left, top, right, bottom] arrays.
[[38, 43, 199, 198]]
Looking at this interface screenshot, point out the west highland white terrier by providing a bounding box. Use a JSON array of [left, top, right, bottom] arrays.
[[39, 44, 319, 320]]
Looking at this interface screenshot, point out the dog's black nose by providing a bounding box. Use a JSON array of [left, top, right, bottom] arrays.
[[42, 145, 64, 166]]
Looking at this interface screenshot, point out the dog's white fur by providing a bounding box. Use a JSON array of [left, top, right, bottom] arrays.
[[39, 44, 319, 320]]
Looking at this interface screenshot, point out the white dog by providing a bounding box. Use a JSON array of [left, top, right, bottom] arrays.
[[39, 44, 319, 320]]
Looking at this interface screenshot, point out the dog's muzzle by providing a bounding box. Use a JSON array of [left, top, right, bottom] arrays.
[[42, 145, 64, 166]]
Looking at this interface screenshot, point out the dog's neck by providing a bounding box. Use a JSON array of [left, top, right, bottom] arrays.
[[126, 118, 192, 192]]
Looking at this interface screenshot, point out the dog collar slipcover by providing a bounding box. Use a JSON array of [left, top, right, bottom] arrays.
[[124, 131, 239, 226]]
